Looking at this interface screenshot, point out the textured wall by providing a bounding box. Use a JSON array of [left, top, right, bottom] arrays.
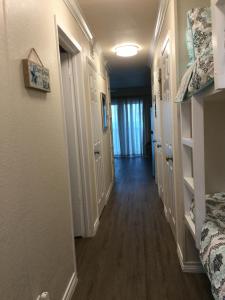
[[0, 0, 113, 299]]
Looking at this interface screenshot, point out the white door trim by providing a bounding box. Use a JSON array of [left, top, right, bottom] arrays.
[[61, 272, 78, 300], [55, 17, 95, 238]]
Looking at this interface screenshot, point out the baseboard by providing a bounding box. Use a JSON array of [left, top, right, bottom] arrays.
[[164, 205, 169, 222], [105, 180, 114, 205], [62, 272, 78, 300], [93, 218, 100, 236], [177, 244, 203, 273]]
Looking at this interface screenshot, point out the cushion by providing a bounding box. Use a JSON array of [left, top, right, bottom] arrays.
[[187, 7, 212, 59], [186, 17, 196, 67], [200, 193, 225, 300]]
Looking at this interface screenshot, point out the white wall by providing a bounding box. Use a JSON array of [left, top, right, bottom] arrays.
[[0, 0, 113, 299]]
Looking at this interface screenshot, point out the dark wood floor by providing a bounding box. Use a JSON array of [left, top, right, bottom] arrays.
[[72, 158, 213, 300]]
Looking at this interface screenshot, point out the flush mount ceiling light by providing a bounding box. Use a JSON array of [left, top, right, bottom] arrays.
[[113, 43, 141, 57]]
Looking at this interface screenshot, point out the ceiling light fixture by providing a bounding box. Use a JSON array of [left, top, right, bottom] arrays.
[[113, 43, 141, 57]]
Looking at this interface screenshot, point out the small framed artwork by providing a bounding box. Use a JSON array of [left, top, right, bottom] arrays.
[[23, 48, 51, 93], [101, 93, 108, 131], [158, 68, 162, 100]]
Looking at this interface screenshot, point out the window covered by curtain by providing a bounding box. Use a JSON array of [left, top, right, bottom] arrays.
[[111, 99, 144, 157]]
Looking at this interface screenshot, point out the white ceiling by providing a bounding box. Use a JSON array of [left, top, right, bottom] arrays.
[[77, 0, 160, 71]]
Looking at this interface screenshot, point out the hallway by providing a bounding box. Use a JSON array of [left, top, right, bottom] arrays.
[[73, 158, 213, 300]]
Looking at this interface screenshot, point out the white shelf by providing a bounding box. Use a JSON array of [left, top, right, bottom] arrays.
[[184, 177, 194, 194], [185, 214, 196, 239], [182, 137, 193, 148]]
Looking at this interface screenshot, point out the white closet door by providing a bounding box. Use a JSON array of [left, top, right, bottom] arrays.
[[161, 36, 176, 234], [88, 61, 105, 216], [156, 141, 164, 200]]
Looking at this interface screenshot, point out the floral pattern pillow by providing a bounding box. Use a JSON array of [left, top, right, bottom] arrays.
[[200, 193, 225, 300], [187, 7, 214, 96], [187, 7, 212, 59], [188, 49, 214, 95]]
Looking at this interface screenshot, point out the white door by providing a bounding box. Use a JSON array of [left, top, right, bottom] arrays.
[[60, 51, 85, 236], [161, 36, 176, 234], [154, 75, 164, 200], [156, 137, 164, 201], [151, 107, 156, 177], [87, 60, 105, 216]]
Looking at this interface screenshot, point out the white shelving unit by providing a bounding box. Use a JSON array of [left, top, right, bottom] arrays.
[[180, 98, 195, 243], [176, 0, 225, 272], [179, 0, 225, 249], [180, 86, 225, 250], [180, 88, 207, 249]]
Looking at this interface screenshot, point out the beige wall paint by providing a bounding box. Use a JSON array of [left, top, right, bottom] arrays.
[[0, 0, 113, 299]]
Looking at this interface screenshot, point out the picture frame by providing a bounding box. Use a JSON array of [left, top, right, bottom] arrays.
[[23, 48, 51, 93], [101, 93, 108, 131], [158, 68, 162, 100]]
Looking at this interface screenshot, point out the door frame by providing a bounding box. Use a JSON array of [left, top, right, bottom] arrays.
[[55, 18, 95, 237]]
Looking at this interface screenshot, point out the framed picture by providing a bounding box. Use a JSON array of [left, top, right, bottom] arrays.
[[158, 68, 162, 100], [23, 48, 51, 93], [101, 93, 108, 131]]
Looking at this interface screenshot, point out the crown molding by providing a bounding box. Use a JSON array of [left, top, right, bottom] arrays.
[[63, 0, 94, 42], [148, 0, 170, 66], [154, 0, 170, 46]]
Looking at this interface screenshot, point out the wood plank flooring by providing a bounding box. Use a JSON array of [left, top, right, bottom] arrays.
[[72, 158, 213, 300]]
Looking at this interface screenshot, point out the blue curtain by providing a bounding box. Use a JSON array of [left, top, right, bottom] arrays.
[[111, 99, 144, 157]]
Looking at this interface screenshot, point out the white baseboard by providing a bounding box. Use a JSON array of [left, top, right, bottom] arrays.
[[62, 272, 78, 300], [164, 205, 169, 222], [105, 180, 114, 205], [93, 218, 100, 236], [92, 181, 113, 237], [177, 244, 203, 273]]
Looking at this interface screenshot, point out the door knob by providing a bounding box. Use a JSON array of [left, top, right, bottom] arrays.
[[157, 144, 162, 148], [94, 151, 100, 155], [166, 157, 173, 162]]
